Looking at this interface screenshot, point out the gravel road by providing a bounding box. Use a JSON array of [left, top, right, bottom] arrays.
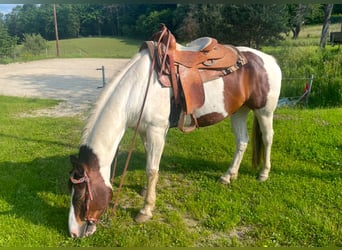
[[0, 58, 130, 116]]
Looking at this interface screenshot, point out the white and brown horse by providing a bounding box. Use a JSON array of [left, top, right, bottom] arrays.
[[68, 46, 281, 238]]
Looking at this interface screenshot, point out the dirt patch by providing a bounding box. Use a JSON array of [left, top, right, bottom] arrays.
[[0, 58, 130, 117]]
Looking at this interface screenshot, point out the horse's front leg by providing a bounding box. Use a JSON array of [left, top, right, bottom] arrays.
[[135, 125, 168, 223]]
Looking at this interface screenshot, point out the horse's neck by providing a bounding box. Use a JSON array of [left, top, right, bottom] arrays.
[[80, 51, 150, 186]]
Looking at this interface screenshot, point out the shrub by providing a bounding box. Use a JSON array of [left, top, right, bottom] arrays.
[[264, 45, 342, 107], [22, 33, 48, 56], [0, 24, 17, 59]]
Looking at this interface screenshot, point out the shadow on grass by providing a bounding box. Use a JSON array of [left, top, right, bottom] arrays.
[[2, 138, 335, 238], [0, 144, 254, 237], [111, 149, 258, 196], [0, 155, 71, 236], [0, 132, 75, 149]]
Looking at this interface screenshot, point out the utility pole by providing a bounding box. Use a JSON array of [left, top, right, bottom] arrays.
[[53, 4, 60, 57]]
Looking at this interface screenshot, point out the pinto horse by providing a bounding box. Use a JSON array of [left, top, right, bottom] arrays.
[[68, 45, 281, 238]]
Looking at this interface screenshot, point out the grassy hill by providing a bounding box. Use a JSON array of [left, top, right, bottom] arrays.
[[14, 36, 142, 61], [47, 37, 142, 58]]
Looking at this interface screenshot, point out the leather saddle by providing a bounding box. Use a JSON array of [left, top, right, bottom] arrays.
[[141, 24, 248, 132]]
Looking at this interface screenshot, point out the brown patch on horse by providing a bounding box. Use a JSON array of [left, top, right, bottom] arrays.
[[70, 146, 113, 223], [197, 112, 225, 127], [223, 51, 270, 114]]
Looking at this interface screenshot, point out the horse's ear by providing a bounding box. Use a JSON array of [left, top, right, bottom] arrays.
[[70, 155, 85, 178], [70, 155, 80, 165]]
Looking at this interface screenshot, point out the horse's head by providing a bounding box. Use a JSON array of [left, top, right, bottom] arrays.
[[68, 153, 113, 238]]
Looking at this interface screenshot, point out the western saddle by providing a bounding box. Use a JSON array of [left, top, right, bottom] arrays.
[[141, 24, 248, 132]]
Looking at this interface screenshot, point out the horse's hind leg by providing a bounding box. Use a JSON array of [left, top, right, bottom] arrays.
[[220, 106, 250, 184], [135, 125, 168, 223], [254, 109, 274, 182]]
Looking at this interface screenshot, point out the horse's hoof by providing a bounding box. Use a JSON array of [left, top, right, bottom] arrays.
[[135, 213, 152, 223], [219, 176, 231, 185], [258, 175, 268, 182]]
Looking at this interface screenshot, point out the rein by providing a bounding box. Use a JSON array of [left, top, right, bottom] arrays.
[[70, 29, 166, 224], [110, 31, 163, 216]]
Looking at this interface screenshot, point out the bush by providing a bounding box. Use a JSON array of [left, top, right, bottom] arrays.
[[265, 45, 342, 107], [0, 24, 17, 59], [22, 33, 48, 56]]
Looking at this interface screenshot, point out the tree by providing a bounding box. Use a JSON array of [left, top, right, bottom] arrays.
[[101, 4, 121, 36], [174, 4, 200, 41], [125, 4, 176, 38], [305, 4, 325, 24], [1, 3, 293, 47], [77, 4, 106, 37], [17, 4, 40, 40], [287, 4, 311, 39], [0, 22, 17, 58], [135, 8, 175, 39], [220, 4, 289, 48], [55, 5, 80, 39], [195, 4, 226, 39], [320, 4, 334, 48], [173, 4, 289, 48], [4, 5, 22, 39]]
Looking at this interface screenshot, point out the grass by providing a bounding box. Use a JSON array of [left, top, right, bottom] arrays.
[[48, 37, 142, 58], [0, 95, 341, 247], [263, 23, 342, 107], [0, 23, 341, 247], [6, 36, 142, 63], [0, 96, 82, 246]]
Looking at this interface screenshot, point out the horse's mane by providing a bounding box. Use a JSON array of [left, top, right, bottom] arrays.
[[80, 52, 144, 145]]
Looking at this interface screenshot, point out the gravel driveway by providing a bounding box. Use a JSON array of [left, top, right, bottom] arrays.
[[0, 58, 129, 116]]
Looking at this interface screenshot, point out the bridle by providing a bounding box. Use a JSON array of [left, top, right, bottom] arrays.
[[70, 171, 98, 224]]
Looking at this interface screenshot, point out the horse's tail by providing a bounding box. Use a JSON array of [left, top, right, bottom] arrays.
[[252, 115, 264, 168]]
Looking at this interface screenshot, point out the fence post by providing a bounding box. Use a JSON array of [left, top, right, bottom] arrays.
[[305, 74, 314, 107], [96, 66, 106, 88]]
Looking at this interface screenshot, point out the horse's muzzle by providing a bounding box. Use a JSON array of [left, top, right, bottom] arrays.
[[70, 221, 97, 238]]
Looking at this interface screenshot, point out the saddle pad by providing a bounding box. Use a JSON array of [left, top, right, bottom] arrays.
[[176, 37, 216, 52]]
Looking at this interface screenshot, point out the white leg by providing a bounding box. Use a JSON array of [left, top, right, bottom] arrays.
[[254, 110, 274, 182], [135, 125, 168, 222], [220, 107, 250, 184]]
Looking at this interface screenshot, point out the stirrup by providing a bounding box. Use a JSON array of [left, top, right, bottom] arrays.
[[178, 112, 198, 133]]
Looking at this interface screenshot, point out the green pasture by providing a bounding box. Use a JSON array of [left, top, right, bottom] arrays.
[[0, 96, 341, 247], [47, 37, 142, 58], [263, 23, 342, 107], [0, 24, 341, 246], [14, 36, 142, 61]]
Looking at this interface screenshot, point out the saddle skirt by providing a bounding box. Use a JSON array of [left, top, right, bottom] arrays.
[[140, 24, 248, 132]]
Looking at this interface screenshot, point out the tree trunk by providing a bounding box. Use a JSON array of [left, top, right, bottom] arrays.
[[319, 4, 334, 48], [292, 4, 306, 40]]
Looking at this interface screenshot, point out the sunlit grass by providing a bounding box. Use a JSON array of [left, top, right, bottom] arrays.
[[0, 96, 340, 246], [51, 37, 142, 58], [263, 23, 342, 107], [0, 23, 341, 246], [8, 36, 142, 63]]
